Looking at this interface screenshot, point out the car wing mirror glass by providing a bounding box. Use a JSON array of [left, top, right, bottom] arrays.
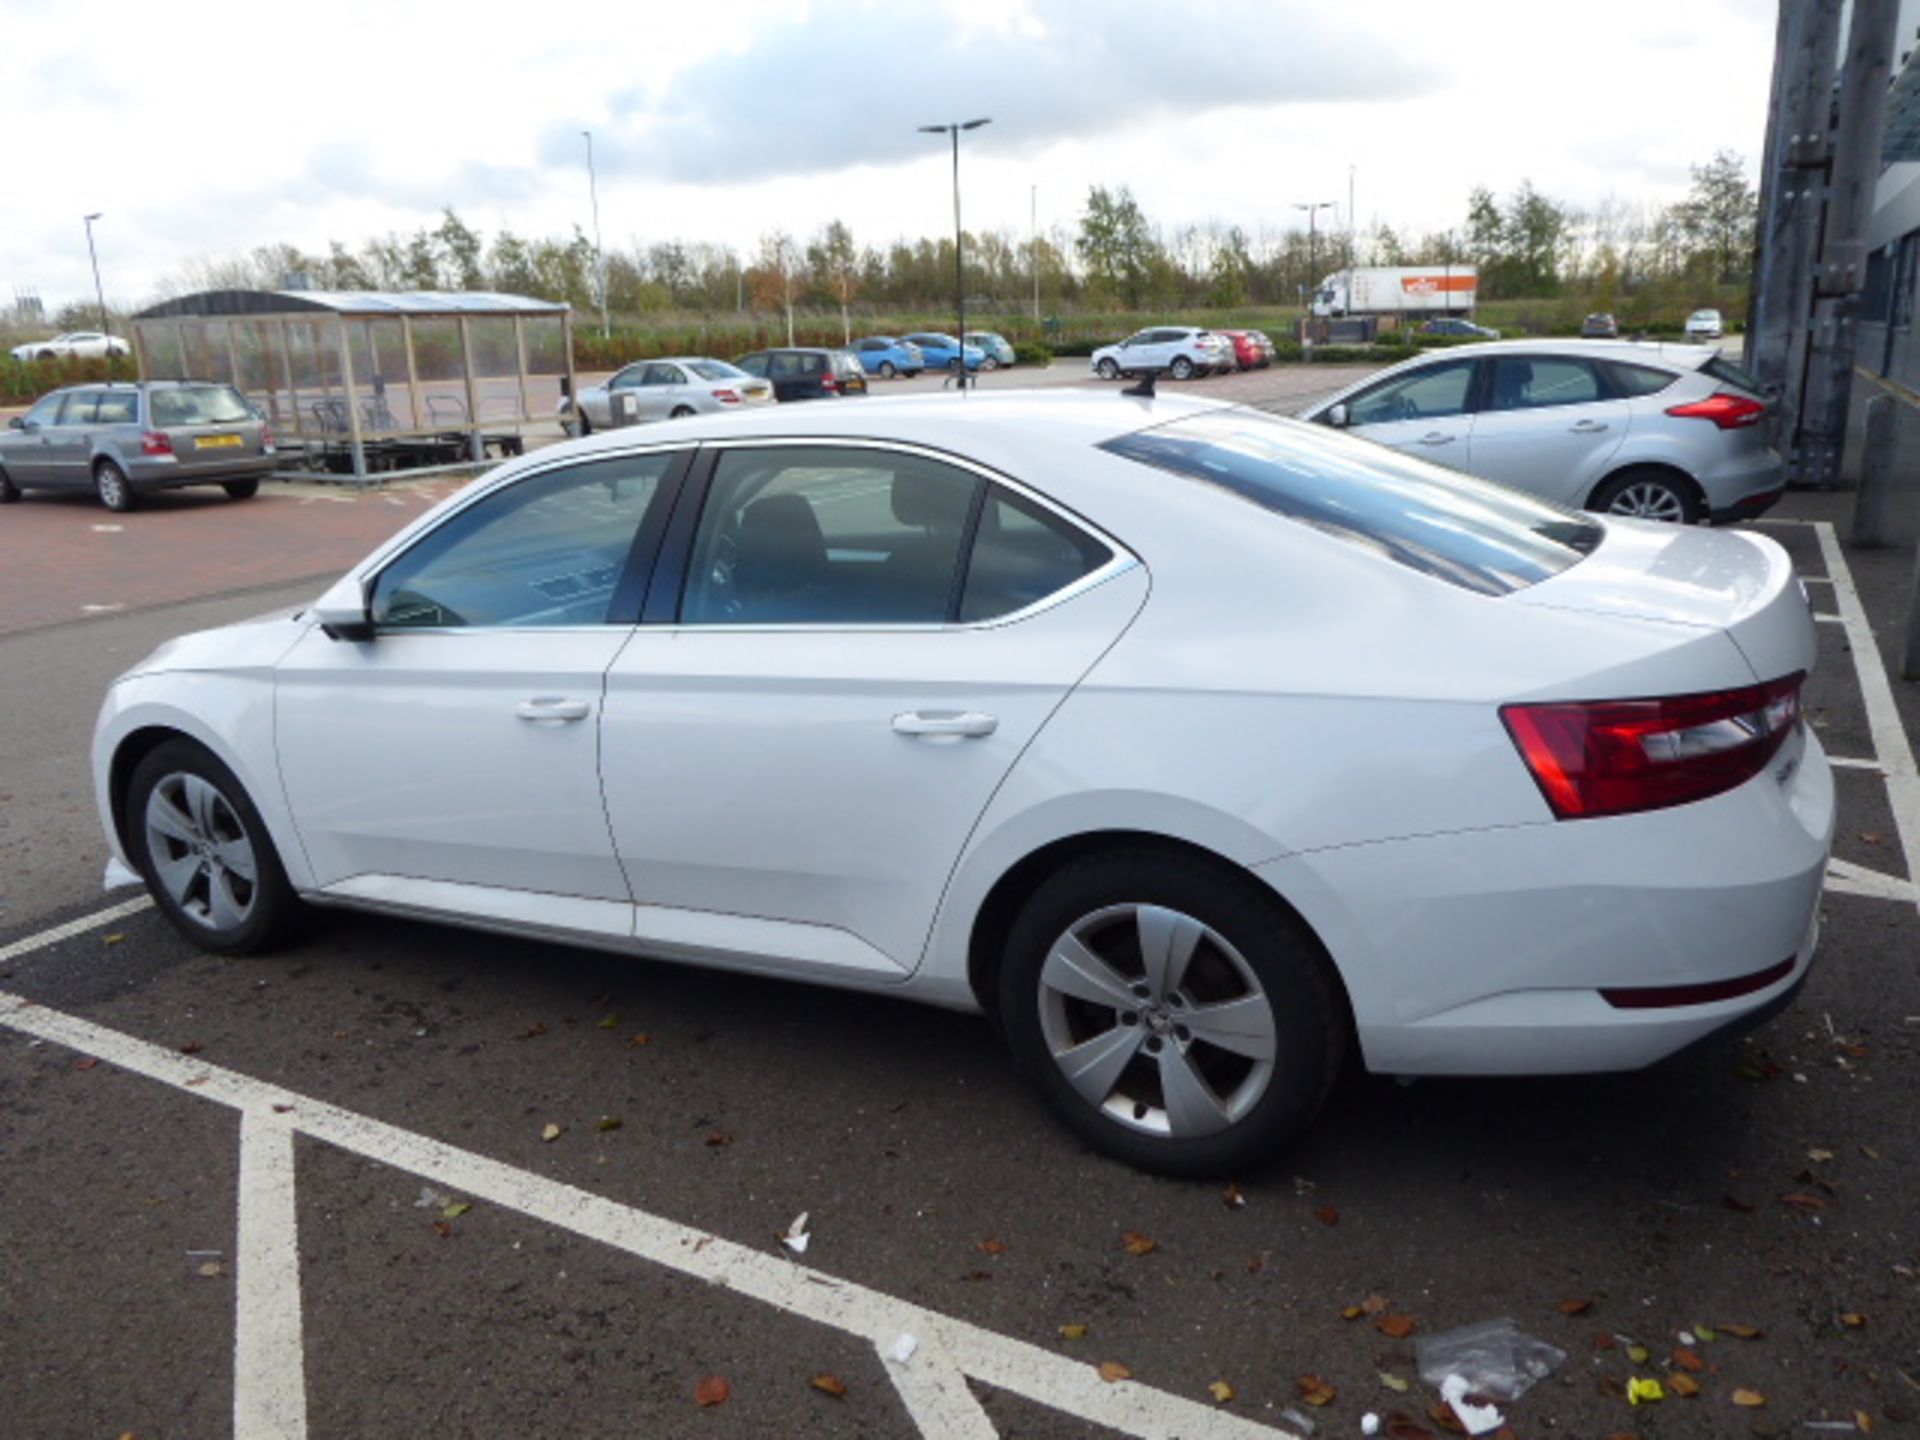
[[310, 573, 375, 642], [1326, 403, 1350, 428]]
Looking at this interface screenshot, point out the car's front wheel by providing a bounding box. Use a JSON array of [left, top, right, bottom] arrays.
[[999, 851, 1345, 1177], [95, 460, 136, 512], [0, 467, 18, 504], [1170, 356, 1195, 381], [1591, 467, 1702, 524], [223, 478, 260, 500], [126, 739, 301, 955], [1095, 358, 1119, 380], [877, 361, 897, 379]]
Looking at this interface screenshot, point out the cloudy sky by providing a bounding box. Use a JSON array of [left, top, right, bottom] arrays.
[[3, 0, 1776, 313]]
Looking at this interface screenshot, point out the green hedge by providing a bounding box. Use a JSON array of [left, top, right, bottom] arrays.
[[2, 355, 121, 406], [1011, 340, 1053, 366]]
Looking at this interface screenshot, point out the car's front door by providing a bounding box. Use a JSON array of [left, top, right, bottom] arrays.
[[597, 441, 1146, 979], [1337, 357, 1480, 467], [1466, 355, 1629, 505], [3, 392, 70, 485], [42, 390, 101, 490], [274, 448, 686, 933]]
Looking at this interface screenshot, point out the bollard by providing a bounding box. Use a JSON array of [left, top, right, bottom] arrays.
[[1851, 393, 1898, 548]]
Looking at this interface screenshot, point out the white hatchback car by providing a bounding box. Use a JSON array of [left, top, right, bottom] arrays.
[[1300, 339, 1783, 524], [93, 393, 1832, 1175], [1090, 327, 1231, 381], [1686, 308, 1725, 341]]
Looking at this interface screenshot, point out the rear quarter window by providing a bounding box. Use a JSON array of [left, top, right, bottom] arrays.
[[1603, 362, 1680, 397]]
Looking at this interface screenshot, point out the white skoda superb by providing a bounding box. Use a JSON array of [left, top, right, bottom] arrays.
[[92, 391, 1833, 1175]]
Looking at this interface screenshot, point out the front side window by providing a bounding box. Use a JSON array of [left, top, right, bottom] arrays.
[[370, 452, 675, 629], [1346, 360, 1477, 426], [1102, 409, 1599, 597], [1488, 357, 1602, 412], [22, 393, 66, 427], [681, 447, 982, 625], [150, 385, 253, 427], [609, 365, 645, 389], [735, 354, 768, 377]]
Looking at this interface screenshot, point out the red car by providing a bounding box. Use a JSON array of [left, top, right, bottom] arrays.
[[1216, 329, 1274, 371]]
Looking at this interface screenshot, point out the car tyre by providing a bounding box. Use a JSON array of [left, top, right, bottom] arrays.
[[125, 738, 302, 956], [999, 850, 1346, 1177], [36, 349, 55, 361], [576, 409, 592, 437], [223, 478, 261, 500], [95, 460, 137, 512], [670, 405, 695, 419], [980, 357, 1000, 371], [0, 467, 19, 504], [877, 361, 897, 379], [1591, 467, 1702, 525], [1095, 358, 1119, 380], [1170, 356, 1195, 381]]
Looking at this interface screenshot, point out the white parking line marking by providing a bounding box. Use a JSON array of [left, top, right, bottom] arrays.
[[1827, 755, 1884, 772], [235, 1110, 308, 1440], [1815, 612, 1844, 624], [0, 895, 151, 964], [1813, 522, 1920, 914], [0, 940, 1299, 1440], [1825, 857, 1918, 903], [881, 1340, 1000, 1438]]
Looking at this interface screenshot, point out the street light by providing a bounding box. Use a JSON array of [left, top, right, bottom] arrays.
[[1293, 200, 1335, 347], [582, 130, 609, 339], [919, 117, 991, 391], [83, 213, 112, 376]]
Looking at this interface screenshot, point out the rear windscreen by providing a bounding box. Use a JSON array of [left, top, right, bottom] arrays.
[[1100, 409, 1601, 596], [1702, 354, 1768, 397], [688, 361, 747, 381], [150, 385, 252, 426]]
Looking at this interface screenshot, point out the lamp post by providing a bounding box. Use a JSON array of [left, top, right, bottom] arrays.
[[83, 212, 111, 374], [582, 130, 609, 339], [919, 117, 991, 390], [1294, 200, 1335, 349]]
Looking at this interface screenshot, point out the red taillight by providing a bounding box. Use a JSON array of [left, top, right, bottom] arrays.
[[1665, 392, 1767, 429], [261, 425, 274, 448], [140, 431, 173, 456], [1501, 673, 1804, 819], [713, 389, 740, 404], [820, 374, 840, 394]]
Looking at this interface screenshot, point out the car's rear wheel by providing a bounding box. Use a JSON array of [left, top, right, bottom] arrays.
[[980, 357, 1000, 371], [877, 361, 897, 379], [575, 409, 592, 437], [1095, 358, 1119, 380], [222, 478, 260, 500], [0, 467, 18, 503], [999, 851, 1345, 1176], [95, 460, 136, 512], [1170, 356, 1196, 381], [1591, 467, 1702, 524], [36, 349, 55, 361], [126, 738, 301, 955], [670, 405, 695, 419]]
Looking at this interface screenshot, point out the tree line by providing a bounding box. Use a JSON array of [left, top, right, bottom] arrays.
[[151, 152, 1755, 322]]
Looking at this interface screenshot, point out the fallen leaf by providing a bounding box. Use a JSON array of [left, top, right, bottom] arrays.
[[1298, 1374, 1337, 1406], [1316, 1205, 1340, 1226], [1592, 1333, 1617, 1350], [977, 1237, 1007, 1255], [1718, 1323, 1763, 1339], [1099, 1360, 1132, 1384], [1558, 1298, 1594, 1316], [541, 1123, 563, 1142], [1626, 1345, 1651, 1365], [809, 1374, 846, 1398], [1360, 1292, 1391, 1315], [1858, 1410, 1875, 1432], [431, 1221, 453, 1238], [695, 1374, 730, 1407], [271, 1104, 293, 1114], [1059, 1324, 1088, 1341], [1667, 1373, 1701, 1397], [72, 1057, 99, 1071], [180, 1040, 204, 1055], [519, 1021, 548, 1039], [596, 1116, 622, 1133], [1862, 1145, 1882, 1161], [1342, 1304, 1366, 1320], [1693, 1324, 1716, 1341], [1222, 1181, 1246, 1209], [1385, 1417, 1433, 1440], [1808, 1147, 1836, 1163], [1861, 831, 1885, 844], [1840, 1312, 1868, 1328], [1120, 1231, 1159, 1256], [1427, 1399, 1468, 1433], [705, 1129, 732, 1147], [104, 933, 124, 945], [1626, 1377, 1665, 1405], [1731, 1388, 1766, 1408], [597, 1013, 619, 1029], [196, 1261, 222, 1277], [1208, 1379, 1236, 1403], [1671, 1347, 1705, 1373], [629, 1032, 652, 1046], [442, 1202, 471, 1219], [1377, 1313, 1418, 1339], [1380, 1371, 1411, 1392], [1780, 1191, 1828, 1212]]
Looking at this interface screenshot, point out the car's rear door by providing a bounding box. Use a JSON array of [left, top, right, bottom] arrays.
[[596, 440, 1146, 979], [1466, 354, 1629, 505]]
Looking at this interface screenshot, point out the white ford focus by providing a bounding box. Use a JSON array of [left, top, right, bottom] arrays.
[[92, 391, 1833, 1175]]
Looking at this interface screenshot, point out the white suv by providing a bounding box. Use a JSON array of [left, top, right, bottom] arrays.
[[1091, 327, 1230, 381], [1685, 308, 1724, 341]]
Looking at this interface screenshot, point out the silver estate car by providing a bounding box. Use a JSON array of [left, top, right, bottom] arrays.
[[562, 357, 774, 436], [1299, 340, 1783, 524], [0, 380, 274, 511]]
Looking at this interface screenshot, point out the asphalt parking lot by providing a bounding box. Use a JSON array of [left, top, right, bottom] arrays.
[[3, 366, 1918, 1439]]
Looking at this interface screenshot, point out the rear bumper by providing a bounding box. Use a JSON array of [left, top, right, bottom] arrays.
[[126, 453, 275, 488]]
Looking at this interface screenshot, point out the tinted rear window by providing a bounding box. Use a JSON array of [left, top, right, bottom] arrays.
[[1604, 361, 1679, 397], [1100, 409, 1600, 596], [150, 385, 252, 426]]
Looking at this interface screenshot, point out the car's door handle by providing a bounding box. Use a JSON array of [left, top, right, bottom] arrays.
[[1418, 432, 1455, 445], [892, 710, 998, 740], [515, 697, 592, 723], [1569, 420, 1610, 433]]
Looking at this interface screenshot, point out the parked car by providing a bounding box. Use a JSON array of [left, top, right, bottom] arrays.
[[9, 330, 131, 361], [92, 390, 1831, 1175], [1090, 327, 1232, 381], [1686, 308, 1725, 341], [963, 331, 1017, 369], [1298, 339, 1783, 524], [901, 333, 986, 372], [563, 357, 773, 435], [1420, 317, 1502, 340], [0, 380, 273, 511], [1216, 329, 1279, 370], [733, 348, 870, 401], [852, 336, 925, 378], [1581, 313, 1620, 339]]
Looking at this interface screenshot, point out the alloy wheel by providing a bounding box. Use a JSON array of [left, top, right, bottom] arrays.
[[1604, 480, 1687, 523], [143, 771, 259, 933]]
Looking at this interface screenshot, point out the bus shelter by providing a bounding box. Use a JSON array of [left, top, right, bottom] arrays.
[[131, 289, 574, 479]]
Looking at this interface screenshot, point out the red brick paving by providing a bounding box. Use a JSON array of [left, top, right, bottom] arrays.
[[0, 478, 475, 636]]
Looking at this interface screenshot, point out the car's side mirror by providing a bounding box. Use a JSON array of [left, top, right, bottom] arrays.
[[1326, 403, 1351, 428], [6, 416, 23, 430], [310, 574, 375, 642]]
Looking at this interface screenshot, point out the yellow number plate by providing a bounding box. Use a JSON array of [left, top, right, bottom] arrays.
[[196, 434, 243, 449]]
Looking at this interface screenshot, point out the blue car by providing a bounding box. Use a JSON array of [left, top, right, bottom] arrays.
[[903, 332, 986, 372], [852, 336, 924, 378]]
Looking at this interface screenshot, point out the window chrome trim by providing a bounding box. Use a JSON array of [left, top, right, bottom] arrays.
[[668, 434, 1140, 633]]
